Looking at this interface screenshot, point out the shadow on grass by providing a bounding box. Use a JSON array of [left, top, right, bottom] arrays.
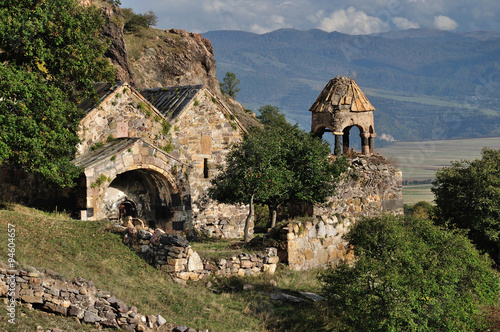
[[210, 272, 340, 332]]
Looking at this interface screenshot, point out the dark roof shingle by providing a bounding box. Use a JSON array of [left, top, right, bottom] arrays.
[[140, 85, 203, 120]]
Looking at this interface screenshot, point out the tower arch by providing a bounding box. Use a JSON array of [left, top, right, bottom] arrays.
[[309, 76, 376, 156]]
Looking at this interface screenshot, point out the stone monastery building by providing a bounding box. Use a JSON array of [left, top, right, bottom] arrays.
[[73, 81, 249, 234], [0, 77, 402, 240]]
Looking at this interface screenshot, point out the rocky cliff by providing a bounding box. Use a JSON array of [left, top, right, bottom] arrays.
[[81, 0, 260, 128]]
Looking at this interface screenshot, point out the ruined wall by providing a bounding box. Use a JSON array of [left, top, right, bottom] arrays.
[[278, 154, 403, 270], [0, 266, 196, 331], [277, 218, 353, 271], [111, 223, 278, 280], [314, 154, 403, 222], [168, 89, 250, 237]]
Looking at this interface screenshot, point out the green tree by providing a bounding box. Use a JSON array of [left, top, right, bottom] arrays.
[[320, 215, 499, 331], [0, 0, 116, 186], [122, 8, 158, 32], [209, 107, 346, 240], [432, 148, 500, 264], [208, 127, 290, 242], [220, 72, 240, 98], [257, 105, 347, 227]]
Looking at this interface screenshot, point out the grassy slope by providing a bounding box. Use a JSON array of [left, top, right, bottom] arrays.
[[0, 204, 329, 331]]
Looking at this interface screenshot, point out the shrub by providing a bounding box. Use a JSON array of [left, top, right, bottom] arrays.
[[320, 215, 499, 332], [433, 148, 500, 265]]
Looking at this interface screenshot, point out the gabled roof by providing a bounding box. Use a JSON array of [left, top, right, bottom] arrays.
[[309, 76, 375, 113], [77, 82, 127, 113], [73, 137, 140, 169], [140, 85, 204, 121]]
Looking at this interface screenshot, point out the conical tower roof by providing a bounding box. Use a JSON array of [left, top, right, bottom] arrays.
[[309, 76, 375, 113]]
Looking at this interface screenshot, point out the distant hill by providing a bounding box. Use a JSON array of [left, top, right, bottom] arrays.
[[203, 28, 500, 144]]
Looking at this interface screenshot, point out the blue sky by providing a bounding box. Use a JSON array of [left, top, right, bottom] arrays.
[[119, 0, 500, 34]]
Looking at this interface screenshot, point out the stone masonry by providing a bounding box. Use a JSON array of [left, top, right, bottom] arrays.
[[278, 154, 403, 270], [109, 221, 278, 281], [0, 267, 175, 331]]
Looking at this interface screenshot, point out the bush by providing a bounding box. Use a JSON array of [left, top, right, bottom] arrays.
[[433, 148, 500, 265], [320, 215, 499, 332], [404, 201, 436, 219]]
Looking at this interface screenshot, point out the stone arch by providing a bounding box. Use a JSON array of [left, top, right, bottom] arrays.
[[341, 125, 366, 154], [312, 125, 335, 139], [101, 167, 178, 227], [75, 138, 190, 230]]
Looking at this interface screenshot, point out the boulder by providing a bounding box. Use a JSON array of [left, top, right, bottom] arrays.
[[159, 234, 189, 248]]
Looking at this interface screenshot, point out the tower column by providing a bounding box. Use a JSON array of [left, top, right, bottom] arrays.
[[334, 133, 342, 156], [361, 132, 371, 155], [342, 129, 350, 154], [369, 133, 376, 153]]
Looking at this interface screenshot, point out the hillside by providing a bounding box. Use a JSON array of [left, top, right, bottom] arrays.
[[203, 28, 500, 143], [0, 204, 328, 331]]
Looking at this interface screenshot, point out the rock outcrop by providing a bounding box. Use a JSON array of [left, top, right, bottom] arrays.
[[79, 0, 135, 84], [127, 29, 219, 94]]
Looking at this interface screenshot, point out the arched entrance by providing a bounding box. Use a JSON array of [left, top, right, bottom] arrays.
[[101, 169, 177, 228]]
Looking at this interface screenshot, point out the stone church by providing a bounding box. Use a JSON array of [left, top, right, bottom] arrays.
[[0, 76, 402, 240]]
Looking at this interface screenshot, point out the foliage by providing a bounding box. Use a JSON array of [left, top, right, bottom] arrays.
[[220, 71, 240, 98], [404, 201, 436, 219], [209, 107, 346, 239], [122, 8, 158, 32], [320, 215, 499, 332], [257, 105, 347, 226], [0, 0, 116, 186], [432, 148, 500, 265]]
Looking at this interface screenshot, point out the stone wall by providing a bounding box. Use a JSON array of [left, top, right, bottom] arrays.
[[277, 154, 403, 271], [276, 218, 353, 271], [167, 88, 249, 237], [0, 267, 175, 331], [111, 221, 278, 281], [314, 154, 403, 223]]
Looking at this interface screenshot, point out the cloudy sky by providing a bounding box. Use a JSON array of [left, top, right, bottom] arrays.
[[119, 0, 500, 34]]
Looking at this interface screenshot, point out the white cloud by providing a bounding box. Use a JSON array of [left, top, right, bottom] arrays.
[[119, 0, 500, 34], [318, 7, 389, 34], [433, 15, 458, 30], [392, 17, 420, 30]]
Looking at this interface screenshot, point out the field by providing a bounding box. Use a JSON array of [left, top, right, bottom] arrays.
[[378, 137, 500, 205]]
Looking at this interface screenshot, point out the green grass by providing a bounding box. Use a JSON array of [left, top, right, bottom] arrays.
[[378, 137, 500, 204], [0, 204, 330, 331], [190, 237, 253, 262], [402, 184, 435, 206]]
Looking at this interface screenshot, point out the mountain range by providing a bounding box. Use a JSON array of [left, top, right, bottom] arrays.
[[203, 28, 500, 144]]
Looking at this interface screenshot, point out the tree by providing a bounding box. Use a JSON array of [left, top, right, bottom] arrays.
[[220, 72, 240, 98], [0, 0, 116, 186], [320, 215, 499, 331], [208, 127, 291, 242], [432, 148, 500, 265], [122, 8, 158, 32], [257, 105, 347, 227], [209, 107, 346, 240]]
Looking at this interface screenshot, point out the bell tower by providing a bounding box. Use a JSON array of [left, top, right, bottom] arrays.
[[310, 76, 376, 155]]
